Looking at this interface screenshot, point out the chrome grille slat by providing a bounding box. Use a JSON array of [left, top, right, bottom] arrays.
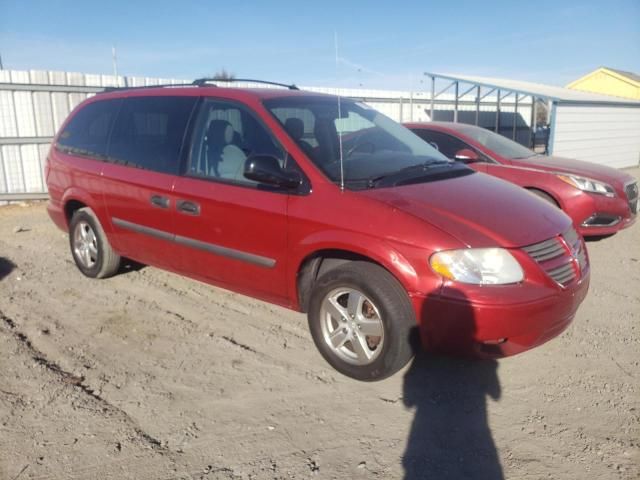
[[552, 270, 576, 283], [525, 243, 563, 256], [523, 227, 586, 287], [531, 247, 565, 262], [522, 238, 559, 253], [626, 181, 638, 215], [522, 238, 565, 262], [548, 263, 573, 275]]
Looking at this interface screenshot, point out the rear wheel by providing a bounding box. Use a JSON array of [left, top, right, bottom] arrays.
[[307, 261, 416, 381], [69, 208, 121, 278]]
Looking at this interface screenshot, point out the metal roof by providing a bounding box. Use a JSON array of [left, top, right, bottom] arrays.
[[605, 67, 640, 84], [425, 72, 640, 106]]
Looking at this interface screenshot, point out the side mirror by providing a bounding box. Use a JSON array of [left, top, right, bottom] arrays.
[[454, 148, 480, 163], [244, 155, 302, 189]]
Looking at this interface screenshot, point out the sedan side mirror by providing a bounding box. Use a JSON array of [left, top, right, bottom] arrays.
[[244, 155, 302, 189], [454, 148, 480, 163]]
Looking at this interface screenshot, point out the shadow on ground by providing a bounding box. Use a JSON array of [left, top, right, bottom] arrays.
[[117, 258, 145, 275], [402, 290, 504, 480], [0, 257, 16, 281], [402, 353, 503, 480]]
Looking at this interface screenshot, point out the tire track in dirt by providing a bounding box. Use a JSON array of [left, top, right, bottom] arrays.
[[1, 309, 168, 454]]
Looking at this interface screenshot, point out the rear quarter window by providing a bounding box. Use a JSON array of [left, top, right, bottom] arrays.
[[56, 99, 121, 159]]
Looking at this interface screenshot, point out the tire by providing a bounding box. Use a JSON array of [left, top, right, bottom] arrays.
[[69, 207, 121, 279], [528, 189, 559, 208], [307, 261, 416, 381]]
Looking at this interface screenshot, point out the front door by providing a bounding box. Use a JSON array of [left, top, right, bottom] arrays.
[[171, 98, 290, 304]]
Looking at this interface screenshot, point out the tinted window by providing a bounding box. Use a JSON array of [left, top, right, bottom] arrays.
[[413, 130, 469, 159], [108, 96, 197, 174], [56, 99, 121, 159], [456, 125, 536, 159], [188, 99, 285, 185]]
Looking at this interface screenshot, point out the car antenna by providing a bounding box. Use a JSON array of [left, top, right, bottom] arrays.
[[334, 31, 345, 192]]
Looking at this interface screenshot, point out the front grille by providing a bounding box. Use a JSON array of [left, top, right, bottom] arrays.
[[547, 262, 576, 285], [625, 181, 638, 215], [522, 227, 587, 287], [522, 237, 565, 262]]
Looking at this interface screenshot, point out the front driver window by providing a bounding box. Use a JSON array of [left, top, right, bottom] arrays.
[[189, 99, 285, 185]]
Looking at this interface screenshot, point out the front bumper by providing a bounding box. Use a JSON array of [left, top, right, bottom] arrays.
[[410, 268, 590, 358], [564, 190, 637, 237]]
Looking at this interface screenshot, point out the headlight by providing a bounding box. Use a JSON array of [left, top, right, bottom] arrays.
[[430, 248, 524, 285], [556, 174, 615, 197]]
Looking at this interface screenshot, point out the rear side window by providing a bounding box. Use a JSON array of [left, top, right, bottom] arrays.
[[56, 99, 121, 159], [108, 96, 197, 174], [413, 130, 469, 159]]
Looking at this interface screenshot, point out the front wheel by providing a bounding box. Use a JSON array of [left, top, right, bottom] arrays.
[[307, 261, 417, 381]]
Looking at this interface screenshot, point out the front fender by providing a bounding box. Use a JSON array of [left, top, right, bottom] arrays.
[[289, 230, 427, 310]]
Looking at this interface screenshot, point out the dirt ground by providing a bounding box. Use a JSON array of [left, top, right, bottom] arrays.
[[1, 169, 638, 480]]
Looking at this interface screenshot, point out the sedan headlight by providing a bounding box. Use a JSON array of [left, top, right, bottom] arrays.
[[556, 174, 615, 197], [430, 248, 524, 285]]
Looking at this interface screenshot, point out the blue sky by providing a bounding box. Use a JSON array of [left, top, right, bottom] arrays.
[[1, 0, 639, 90]]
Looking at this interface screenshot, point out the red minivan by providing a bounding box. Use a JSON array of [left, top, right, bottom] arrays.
[[46, 82, 590, 380], [406, 122, 638, 238]]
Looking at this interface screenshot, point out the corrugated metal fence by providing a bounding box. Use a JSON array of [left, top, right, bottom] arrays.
[[0, 69, 531, 200]]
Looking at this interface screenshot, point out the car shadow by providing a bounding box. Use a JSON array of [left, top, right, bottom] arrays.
[[0, 257, 16, 281], [401, 292, 504, 480], [117, 258, 146, 275]]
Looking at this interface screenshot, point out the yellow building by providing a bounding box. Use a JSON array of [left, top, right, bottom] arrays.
[[567, 67, 640, 100]]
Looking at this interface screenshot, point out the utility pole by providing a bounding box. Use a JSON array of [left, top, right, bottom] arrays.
[[112, 46, 118, 77], [0, 53, 4, 70]]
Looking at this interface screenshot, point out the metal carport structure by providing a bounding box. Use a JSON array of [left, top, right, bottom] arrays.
[[425, 72, 640, 169]]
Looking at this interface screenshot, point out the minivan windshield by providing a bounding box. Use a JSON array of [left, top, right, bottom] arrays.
[[264, 96, 470, 189], [456, 125, 537, 159]]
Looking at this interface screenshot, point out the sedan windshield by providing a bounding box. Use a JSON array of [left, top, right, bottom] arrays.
[[456, 125, 537, 159], [264, 96, 470, 189]]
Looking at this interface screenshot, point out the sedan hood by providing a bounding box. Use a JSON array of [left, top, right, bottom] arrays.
[[359, 172, 572, 248], [513, 155, 634, 187]]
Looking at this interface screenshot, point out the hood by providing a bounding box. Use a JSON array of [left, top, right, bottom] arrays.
[[513, 155, 634, 188], [359, 172, 572, 248]]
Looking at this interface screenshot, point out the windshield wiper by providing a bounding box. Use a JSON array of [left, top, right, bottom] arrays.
[[367, 160, 452, 188]]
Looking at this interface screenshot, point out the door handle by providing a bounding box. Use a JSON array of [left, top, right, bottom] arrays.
[[150, 195, 170, 209], [176, 199, 201, 216]]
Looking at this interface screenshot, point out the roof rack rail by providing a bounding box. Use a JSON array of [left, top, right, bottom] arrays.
[[99, 83, 199, 94], [192, 78, 299, 90]]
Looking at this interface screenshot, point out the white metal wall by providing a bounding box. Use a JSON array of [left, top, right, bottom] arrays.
[[552, 104, 640, 168], [0, 69, 191, 198]]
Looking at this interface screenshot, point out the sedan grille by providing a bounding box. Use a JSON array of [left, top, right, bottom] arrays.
[[522, 227, 587, 287], [625, 181, 638, 215]]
